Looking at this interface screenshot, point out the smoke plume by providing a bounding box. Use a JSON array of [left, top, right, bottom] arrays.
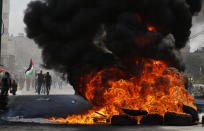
[[24, 0, 202, 92], [193, 0, 204, 23]]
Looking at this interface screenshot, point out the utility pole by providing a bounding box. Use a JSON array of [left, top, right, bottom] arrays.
[[0, 0, 3, 64]]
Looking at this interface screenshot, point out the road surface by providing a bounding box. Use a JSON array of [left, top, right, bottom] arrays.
[[0, 121, 204, 131], [1, 95, 91, 119], [0, 95, 204, 131]]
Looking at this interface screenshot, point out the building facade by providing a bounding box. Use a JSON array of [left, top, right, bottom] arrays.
[[1, 0, 16, 71], [180, 41, 190, 54], [12, 33, 42, 72]]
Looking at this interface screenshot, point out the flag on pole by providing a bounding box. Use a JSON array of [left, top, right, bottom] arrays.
[[0, 69, 6, 73], [25, 58, 34, 77]]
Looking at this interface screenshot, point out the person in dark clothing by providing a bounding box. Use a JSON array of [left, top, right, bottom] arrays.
[[1, 72, 12, 96], [10, 79, 18, 95], [34, 71, 38, 93], [45, 72, 52, 95], [41, 74, 46, 94], [37, 70, 44, 95]]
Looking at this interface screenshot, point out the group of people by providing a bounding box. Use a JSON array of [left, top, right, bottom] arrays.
[[16, 70, 53, 95], [18, 70, 53, 95], [36, 71, 52, 95], [0, 72, 18, 96], [0, 70, 67, 96], [18, 70, 64, 93]]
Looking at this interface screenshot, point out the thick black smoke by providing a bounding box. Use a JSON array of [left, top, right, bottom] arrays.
[[193, 0, 204, 23], [24, 0, 202, 92]]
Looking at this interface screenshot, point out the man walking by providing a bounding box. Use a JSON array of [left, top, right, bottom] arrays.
[[19, 72, 25, 90], [26, 76, 31, 91], [45, 72, 52, 95], [37, 70, 44, 95], [1, 72, 12, 96], [10, 79, 18, 95]]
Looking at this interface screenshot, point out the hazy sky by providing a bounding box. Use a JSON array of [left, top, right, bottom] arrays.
[[8, 0, 204, 52], [9, 0, 31, 36]]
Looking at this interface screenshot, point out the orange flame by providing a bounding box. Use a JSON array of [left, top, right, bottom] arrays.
[[49, 59, 196, 124], [147, 26, 156, 31]]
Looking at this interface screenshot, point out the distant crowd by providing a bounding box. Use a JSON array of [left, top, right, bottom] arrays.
[[0, 70, 64, 96]]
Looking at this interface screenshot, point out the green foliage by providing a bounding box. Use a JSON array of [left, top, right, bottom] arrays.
[[183, 53, 204, 84]]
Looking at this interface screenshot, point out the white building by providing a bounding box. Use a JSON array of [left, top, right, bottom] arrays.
[[12, 33, 42, 72], [1, 0, 15, 70]]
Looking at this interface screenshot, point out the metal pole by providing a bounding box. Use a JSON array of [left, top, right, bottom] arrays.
[[0, 0, 3, 64]]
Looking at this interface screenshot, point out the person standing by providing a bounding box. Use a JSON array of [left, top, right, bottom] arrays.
[[1, 72, 12, 96], [26, 76, 31, 91], [41, 73, 46, 94], [45, 72, 52, 95], [37, 70, 44, 95], [10, 79, 18, 95], [52, 75, 57, 88], [19, 73, 25, 90], [58, 79, 63, 89], [34, 71, 38, 93], [31, 75, 35, 89]]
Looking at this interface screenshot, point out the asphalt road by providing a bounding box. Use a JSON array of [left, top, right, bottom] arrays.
[[1, 95, 204, 118], [0, 122, 203, 131], [1, 95, 91, 119], [0, 95, 204, 131], [195, 96, 204, 112]]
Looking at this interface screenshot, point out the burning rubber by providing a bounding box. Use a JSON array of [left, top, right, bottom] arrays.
[[47, 60, 198, 125], [24, 0, 203, 125]]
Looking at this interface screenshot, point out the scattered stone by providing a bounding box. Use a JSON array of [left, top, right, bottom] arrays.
[[140, 114, 163, 125], [164, 112, 193, 126], [71, 100, 76, 104], [111, 115, 137, 125]]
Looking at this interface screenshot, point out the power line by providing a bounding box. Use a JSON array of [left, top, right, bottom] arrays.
[[190, 30, 204, 40]]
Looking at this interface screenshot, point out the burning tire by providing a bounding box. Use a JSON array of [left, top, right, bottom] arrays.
[[183, 105, 199, 123], [111, 115, 138, 125], [140, 114, 163, 125], [164, 112, 193, 126], [122, 109, 148, 116]]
